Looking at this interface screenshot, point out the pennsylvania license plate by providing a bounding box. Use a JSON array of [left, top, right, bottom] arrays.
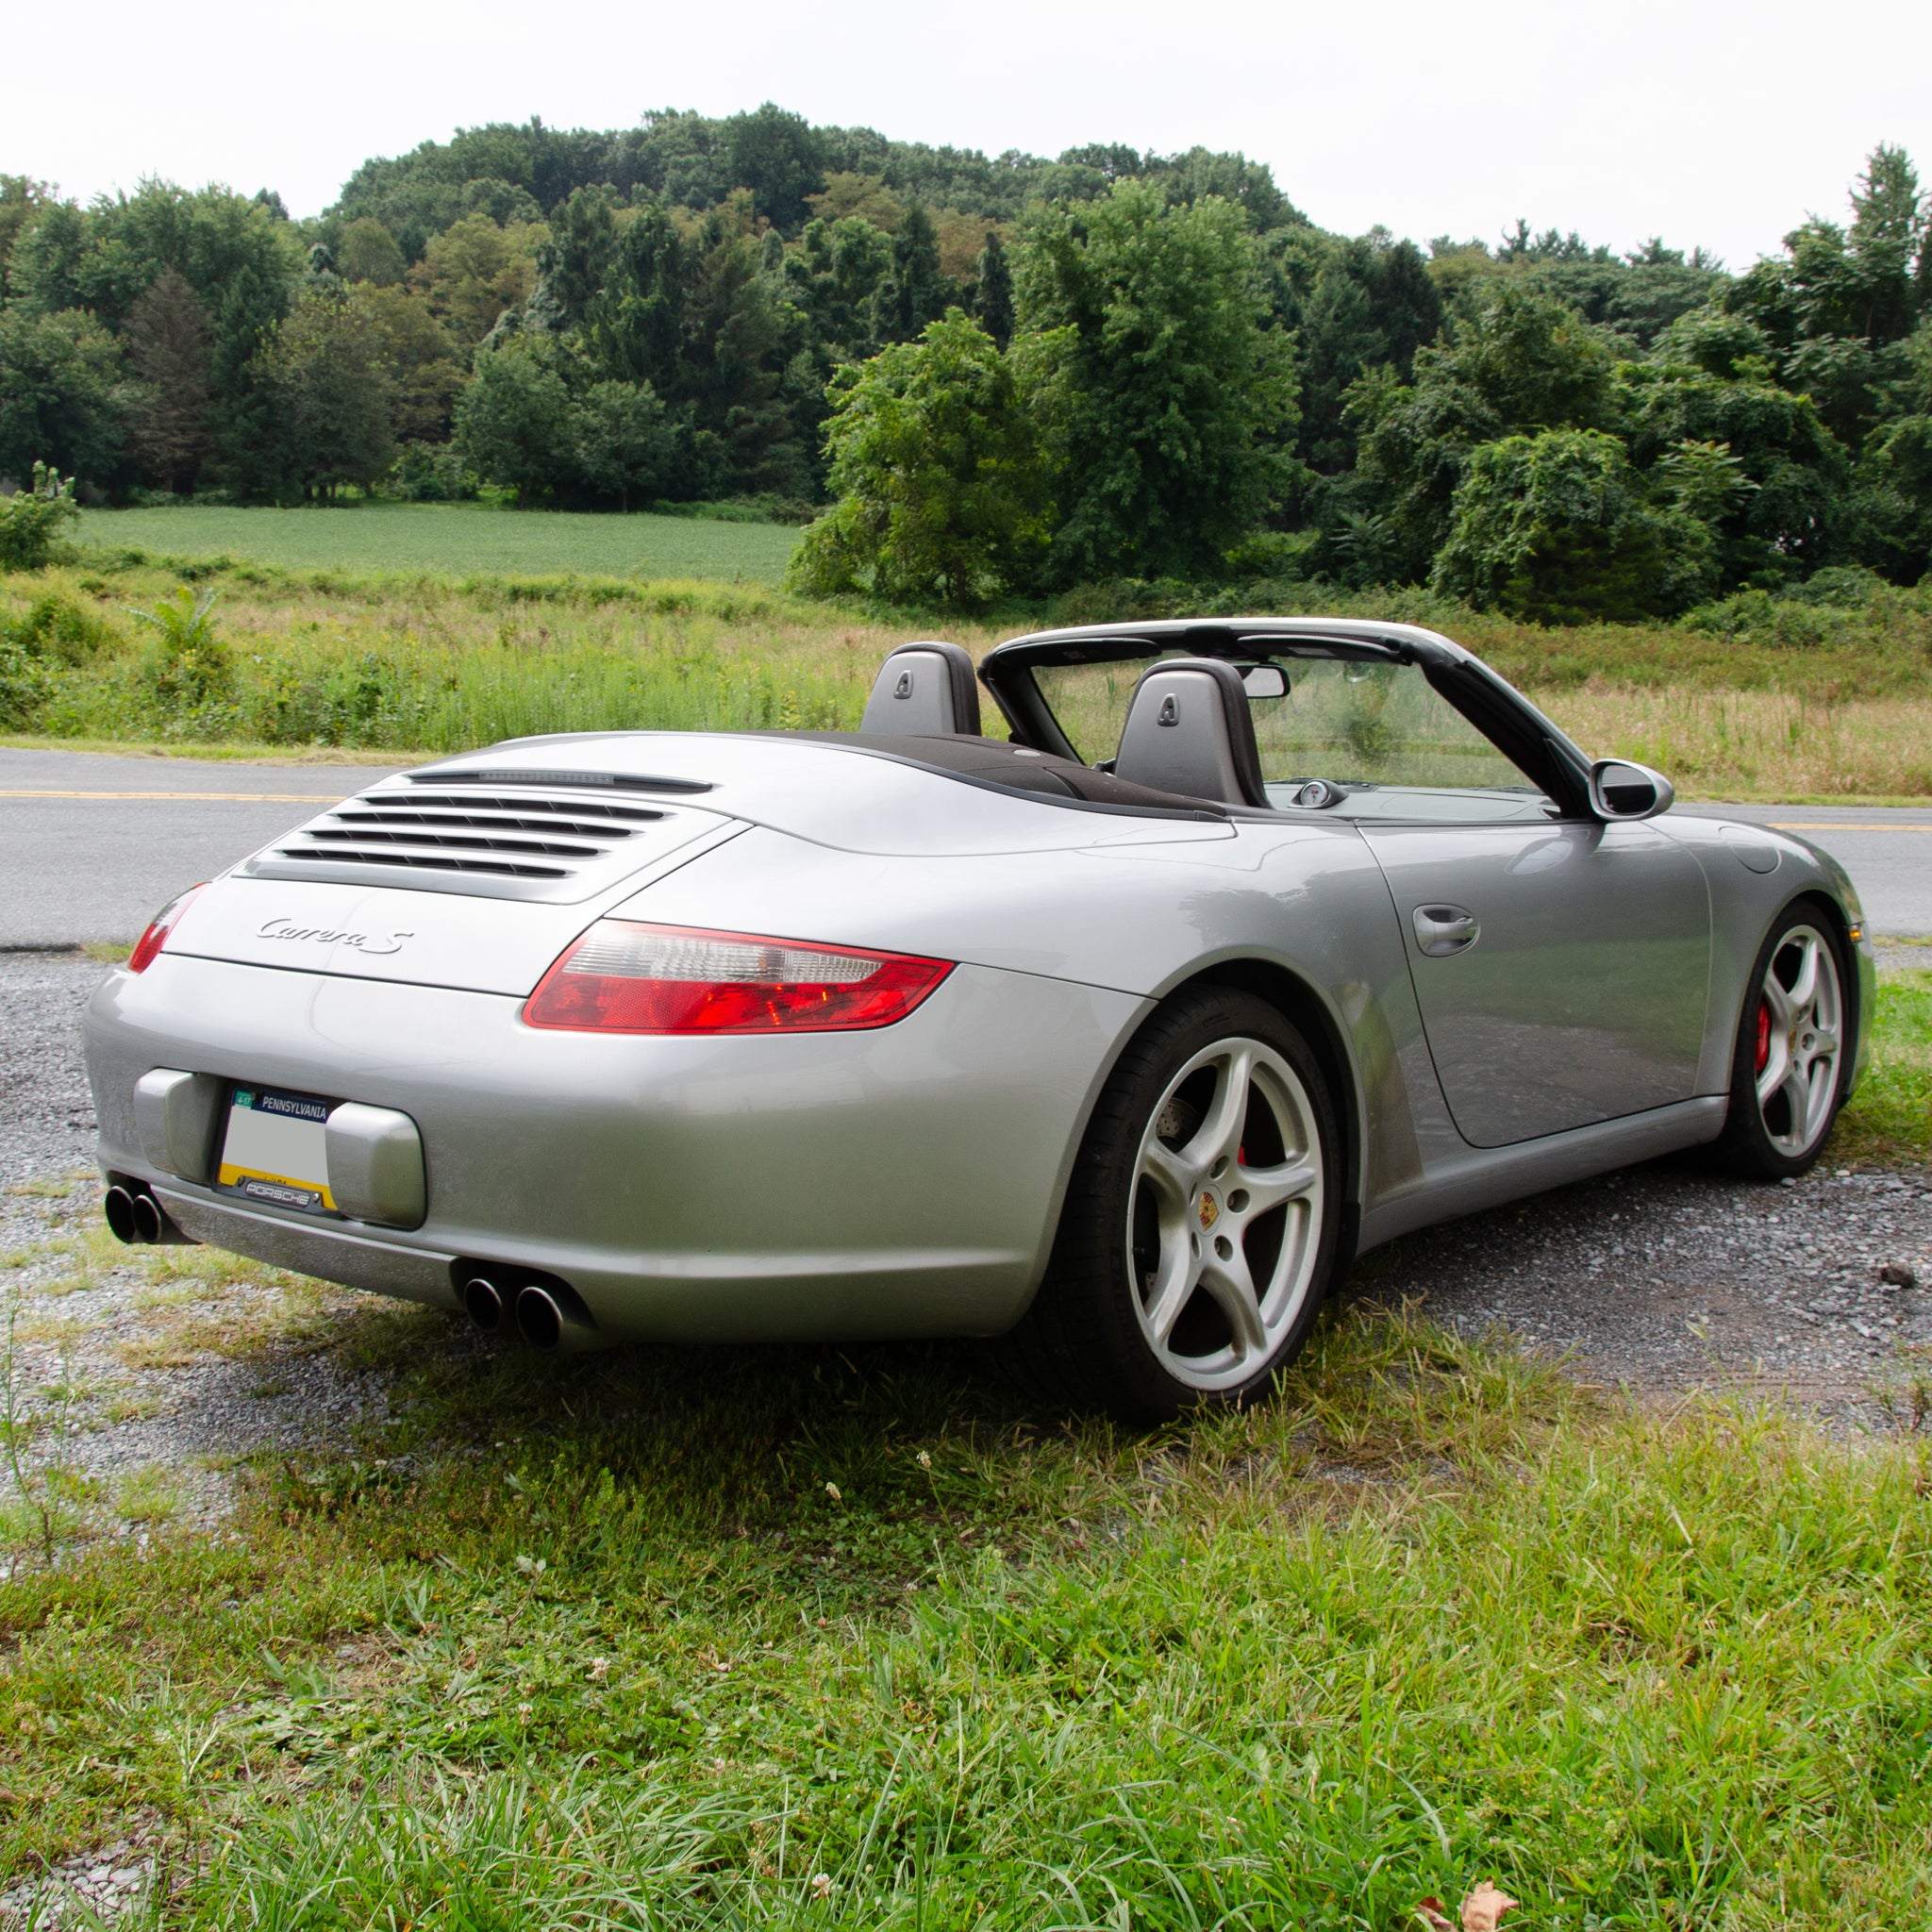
[[217, 1085, 339, 1213]]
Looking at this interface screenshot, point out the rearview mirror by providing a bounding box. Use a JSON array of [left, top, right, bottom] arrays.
[[1588, 758, 1674, 822], [1241, 663, 1289, 700]]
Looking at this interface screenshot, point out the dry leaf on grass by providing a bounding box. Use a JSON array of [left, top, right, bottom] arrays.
[[1414, 1883, 1519, 1932], [1460, 1880, 1520, 1931]]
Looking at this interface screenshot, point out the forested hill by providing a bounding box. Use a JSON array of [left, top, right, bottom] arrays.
[[328, 108, 1307, 254], [3, 105, 1929, 615]]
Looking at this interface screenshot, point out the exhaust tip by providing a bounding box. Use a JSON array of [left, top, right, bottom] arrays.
[[131, 1191, 166, 1244], [463, 1275, 506, 1336], [104, 1186, 139, 1243], [514, 1284, 563, 1353]]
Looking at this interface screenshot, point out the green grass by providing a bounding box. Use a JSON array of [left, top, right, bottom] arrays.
[[1836, 967, 1932, 1164], [5, 1284, 1932, 1925], [75, 503, 803, 587]]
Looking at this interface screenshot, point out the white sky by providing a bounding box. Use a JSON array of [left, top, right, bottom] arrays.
[[11, 0, 1930, 269]]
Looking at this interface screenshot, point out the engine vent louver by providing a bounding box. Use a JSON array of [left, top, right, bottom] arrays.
[[248, 781, 709, 898], [406, 768, 713, 795]]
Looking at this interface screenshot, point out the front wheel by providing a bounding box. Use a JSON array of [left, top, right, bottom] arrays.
[[999, 989, 1341, 1423], [1707, 904, 1851, 1179]]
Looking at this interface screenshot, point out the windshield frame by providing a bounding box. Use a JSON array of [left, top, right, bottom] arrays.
[[977, 617, 1597, 820]]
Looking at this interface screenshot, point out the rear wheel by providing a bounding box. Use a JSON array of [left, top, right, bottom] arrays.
[[1707, 904, 1850, 1179], [999, 989, 1341, 1422]]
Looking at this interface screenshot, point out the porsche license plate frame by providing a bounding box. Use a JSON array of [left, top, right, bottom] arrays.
[[216, 1084, 340, 1214]]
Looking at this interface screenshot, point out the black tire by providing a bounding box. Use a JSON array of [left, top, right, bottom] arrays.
[[1706, 897, 1854, 1180], [997, 987, 1342, 1424]]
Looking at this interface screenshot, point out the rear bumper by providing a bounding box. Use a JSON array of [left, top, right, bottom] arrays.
[[85, 956, 1144, 1342]]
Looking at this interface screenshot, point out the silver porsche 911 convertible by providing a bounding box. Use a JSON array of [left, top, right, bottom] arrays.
[[84, 617, 1873, 1419]]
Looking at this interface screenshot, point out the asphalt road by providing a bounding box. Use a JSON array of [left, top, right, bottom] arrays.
[[1, 745, 1927, 946], [0, 747, 399, 947]]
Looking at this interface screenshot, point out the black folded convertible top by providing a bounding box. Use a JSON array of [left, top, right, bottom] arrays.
[[780, 731, 1229, 817]]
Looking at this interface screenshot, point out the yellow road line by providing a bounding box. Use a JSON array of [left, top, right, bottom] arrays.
[[0, 790, 341, 802]]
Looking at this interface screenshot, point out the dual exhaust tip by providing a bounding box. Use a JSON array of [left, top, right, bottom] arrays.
[[104, 1181, 190, 1246], [461, 1272, 600, 1354], [103, 1185, 596, 1356]]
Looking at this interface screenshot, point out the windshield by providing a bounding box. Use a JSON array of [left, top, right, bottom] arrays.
[[1031, 653, 1536, 798]]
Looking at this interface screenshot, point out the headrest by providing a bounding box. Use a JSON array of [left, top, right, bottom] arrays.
[[1111, 657, 1270, 808], [859, 641, 982, 737]]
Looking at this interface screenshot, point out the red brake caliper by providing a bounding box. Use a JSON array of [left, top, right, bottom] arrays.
[[1754, 998, 1772, 1074]]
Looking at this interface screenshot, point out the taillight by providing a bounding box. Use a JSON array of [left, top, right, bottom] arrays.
[[523, 922, 953, 1034], [126, 884, 208, 974]]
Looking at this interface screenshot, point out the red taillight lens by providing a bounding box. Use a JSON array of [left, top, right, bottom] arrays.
[[126, 884, 208, 974], [523, 922, 953, 1035]]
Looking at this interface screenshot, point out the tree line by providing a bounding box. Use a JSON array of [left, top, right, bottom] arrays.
[[1, 105, 1927, 616]]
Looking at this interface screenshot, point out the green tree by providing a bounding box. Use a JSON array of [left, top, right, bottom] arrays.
[[974, 226, 1014, 347], [874, 206, 949, 343], [336, 217, 407, 287], [570, 380, 674, 509], [416, 213, 547, 347], [785, 215, 893, 362], [791, 310, 1049, 607], [1617, 342, 1842, 584], [1344, 283, 1618, 577], [1431, 427, 1716, 622], [256, 291, 396, 499], [356, 284, 465, 443], [207, 259, 294, 499], [1015, 180, 1298, 581], [723, 104, 827, 234], [0, 308, 124, 485], [122, 268, 213, 493], [453, 345, 574, 504], [0, 175, 51, 292]]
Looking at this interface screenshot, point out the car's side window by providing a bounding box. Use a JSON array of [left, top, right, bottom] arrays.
[[1031, 654, 1543, 820], [1243, 659, 1540, 818]]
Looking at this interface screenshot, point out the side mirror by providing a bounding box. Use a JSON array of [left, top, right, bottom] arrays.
[[1241, 663, 1289, 700], [1589, 758, 1674, 822]]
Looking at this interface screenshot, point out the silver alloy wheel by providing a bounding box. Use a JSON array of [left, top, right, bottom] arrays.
[[1755, 924, 1843, 1158], [1127, 1035, 1324, 1392]]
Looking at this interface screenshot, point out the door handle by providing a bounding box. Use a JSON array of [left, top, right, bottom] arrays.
[[1412, 904, 1479, 957]]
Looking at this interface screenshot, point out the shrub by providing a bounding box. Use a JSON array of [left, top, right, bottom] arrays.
[[128, 585, 235, 720], [384, 441, 480, 502], [1430, 429, 1717, 623], [0, 463, 80, 573]]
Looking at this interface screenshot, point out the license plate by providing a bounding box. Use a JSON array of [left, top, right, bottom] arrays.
[[217, 1085, 339, 1213]]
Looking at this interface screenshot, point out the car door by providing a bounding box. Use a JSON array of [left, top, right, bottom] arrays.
[[1358, 816, 1711, 1146]]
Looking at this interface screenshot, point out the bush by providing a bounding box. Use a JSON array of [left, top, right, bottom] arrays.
[[384, 441, 480, 502], [1430, 429, 1717, 623], [0, 589, 112, 725], [0, 463, 80, 573], [128, 585, 235, 723]]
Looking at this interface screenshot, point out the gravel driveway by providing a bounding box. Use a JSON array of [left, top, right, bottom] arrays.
[[2, 953, 1927, 1524]]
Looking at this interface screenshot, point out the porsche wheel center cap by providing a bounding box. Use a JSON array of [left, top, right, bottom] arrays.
[[1196, 1191, 1221, 1232]]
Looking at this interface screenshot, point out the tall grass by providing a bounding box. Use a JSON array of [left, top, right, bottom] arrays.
[[5, 557, 1930, 796]]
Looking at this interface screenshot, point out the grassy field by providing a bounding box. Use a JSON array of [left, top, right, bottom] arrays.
[[5, 1218, 1932, 1927], [75, 503, 803, 587], [4, 553, 1930, 798]]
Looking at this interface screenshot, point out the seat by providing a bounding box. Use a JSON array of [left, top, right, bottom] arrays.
[[858, 641, 982, 736], [1110, 657, 1270, 807]]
